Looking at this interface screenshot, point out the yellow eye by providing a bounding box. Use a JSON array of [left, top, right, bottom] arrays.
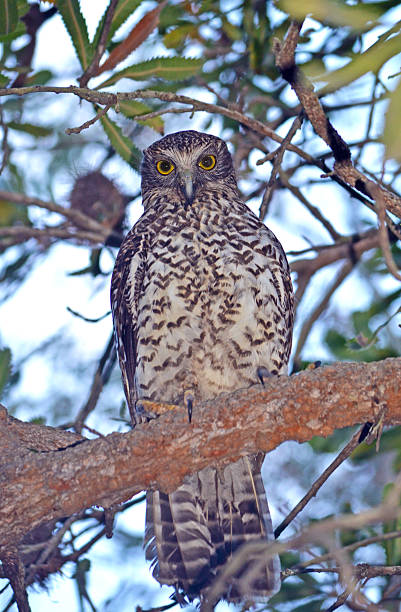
[[198, 154, 216, 170], [156, 160, 174, 175]]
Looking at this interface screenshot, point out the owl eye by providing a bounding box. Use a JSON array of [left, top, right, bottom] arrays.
[[156, 160, 174, 175], [198, 155, 216, 170]]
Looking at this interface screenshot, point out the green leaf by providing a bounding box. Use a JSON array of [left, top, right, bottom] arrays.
[[25, 69, 54, 86], [0, 0, 18, 35], [0, 20, 25, 43], [118, 100, 164, 134], [7, 121, 52, 138], [92, 0, 143, 49], [0, 348, 12, 398], [57, 0, 91, 69], [100, 109, 141, 169], [384, 77, 401, 161], [98, 56, 203, 88], [0, 73, 10, 86], [278, 0, 381, 31], [323, 29, 401, 91], [163, 24, 198, 49]]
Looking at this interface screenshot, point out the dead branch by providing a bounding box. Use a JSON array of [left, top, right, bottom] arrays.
[[1, 358, 401, 551]]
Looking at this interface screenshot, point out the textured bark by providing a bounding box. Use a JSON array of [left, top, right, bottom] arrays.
[[1, 358, 401, 550]]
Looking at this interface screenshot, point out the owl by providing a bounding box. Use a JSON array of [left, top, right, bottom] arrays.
[[111, 130, 294, 605]]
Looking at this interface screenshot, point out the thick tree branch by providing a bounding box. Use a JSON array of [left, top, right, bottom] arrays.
[[1, 358, 401, 551]]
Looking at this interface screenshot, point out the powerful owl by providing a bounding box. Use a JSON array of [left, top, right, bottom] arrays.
[[111, 130, 294, 605]]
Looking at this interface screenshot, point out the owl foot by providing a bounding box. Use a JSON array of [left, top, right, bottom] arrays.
[[257, 366, 273, 386], [134, 399, 178, 425]]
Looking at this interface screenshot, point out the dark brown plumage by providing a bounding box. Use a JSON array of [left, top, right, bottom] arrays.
[[111, 130, 294, 604]]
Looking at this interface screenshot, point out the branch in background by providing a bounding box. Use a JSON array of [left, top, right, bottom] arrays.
[[0, 105, 10, 176], [65, 103, 113, 135], [72, 333, 117, 434], [0, 190, 111, 236], [291, 228, 380, 301], [258, 113, 303, 220], [274, 423, 371, 538], [293, 260, 354, 366], [78, 0, 119, 88], [0, 225, 107, 248], [273, 21, 401, 221]]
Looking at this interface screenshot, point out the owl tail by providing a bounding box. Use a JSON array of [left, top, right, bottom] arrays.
[[144, 455, 281, 604]]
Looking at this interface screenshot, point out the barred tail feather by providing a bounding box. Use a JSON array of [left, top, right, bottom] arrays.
[[144, 455, 280, 603]]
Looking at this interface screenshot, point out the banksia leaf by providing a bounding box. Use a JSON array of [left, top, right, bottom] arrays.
[[99, 56, 203, 88], [97, 2, 166, 75], [57, 0, 91, 69]]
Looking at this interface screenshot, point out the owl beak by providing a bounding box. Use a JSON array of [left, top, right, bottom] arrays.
[[179, 170, 194, 207]]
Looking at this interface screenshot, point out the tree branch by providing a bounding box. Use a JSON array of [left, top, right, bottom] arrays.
[[1, 358, 401, 551]]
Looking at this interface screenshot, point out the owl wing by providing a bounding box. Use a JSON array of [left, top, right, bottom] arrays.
[[111, 228, 147, 422]]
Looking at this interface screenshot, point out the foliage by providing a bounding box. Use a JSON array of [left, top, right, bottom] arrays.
[[0, 1, 400, 611]]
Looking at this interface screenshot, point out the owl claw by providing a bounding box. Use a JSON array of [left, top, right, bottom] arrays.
[[257, 366, 272, 386], [184, 391, 194, 423]]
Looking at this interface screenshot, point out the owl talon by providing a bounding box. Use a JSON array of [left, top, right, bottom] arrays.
[[257, 366, 273, 386], [184, 391, 194, 423]]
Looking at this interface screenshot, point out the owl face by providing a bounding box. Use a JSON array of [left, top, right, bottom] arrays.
[[141, 130, 238, 208]]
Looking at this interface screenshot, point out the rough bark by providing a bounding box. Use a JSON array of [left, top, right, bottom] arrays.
[[1, 358, 400, 550]]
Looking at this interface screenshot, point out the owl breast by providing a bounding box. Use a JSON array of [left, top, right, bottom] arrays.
[[132, 197, 291, 405]]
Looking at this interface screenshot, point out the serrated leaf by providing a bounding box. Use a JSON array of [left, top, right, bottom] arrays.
[[92, 0, 143, 50], [98, 56, 203, 88], [118, 100, 164, 134], [100, 110, 141, 169], [97, 2, 166, 75], [384, 77, 401, 162], [8, 121, 52, 137], [0, 348, 12, 398], [0, 0, 18, 35], [57, 0, 91, 69]]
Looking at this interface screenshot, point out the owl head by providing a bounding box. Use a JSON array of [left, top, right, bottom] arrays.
[[141, 130, 238, 208]]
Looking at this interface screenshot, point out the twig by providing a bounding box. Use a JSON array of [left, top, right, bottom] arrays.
[[0, 189, 110, 235], [0, 225, 106, 246], [295, 530, 401, 570], [73, 333, 116, 434], [65, 103, 113, 135], [259, 113, 303, 220], [372, 182, 401, 281], [79, 0, 119, 88], [67, 306, 111, 323], [0, 105, 10, 176], [279, 171, 342, 241], [293, 260, 353, 364], [275, 424, 370, 538]]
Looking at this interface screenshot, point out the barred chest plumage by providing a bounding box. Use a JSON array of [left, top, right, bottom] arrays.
[[130, 192, 292, 405]]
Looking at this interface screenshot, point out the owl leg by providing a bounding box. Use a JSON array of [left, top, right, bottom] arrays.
[[257, 366, 273, 386]]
